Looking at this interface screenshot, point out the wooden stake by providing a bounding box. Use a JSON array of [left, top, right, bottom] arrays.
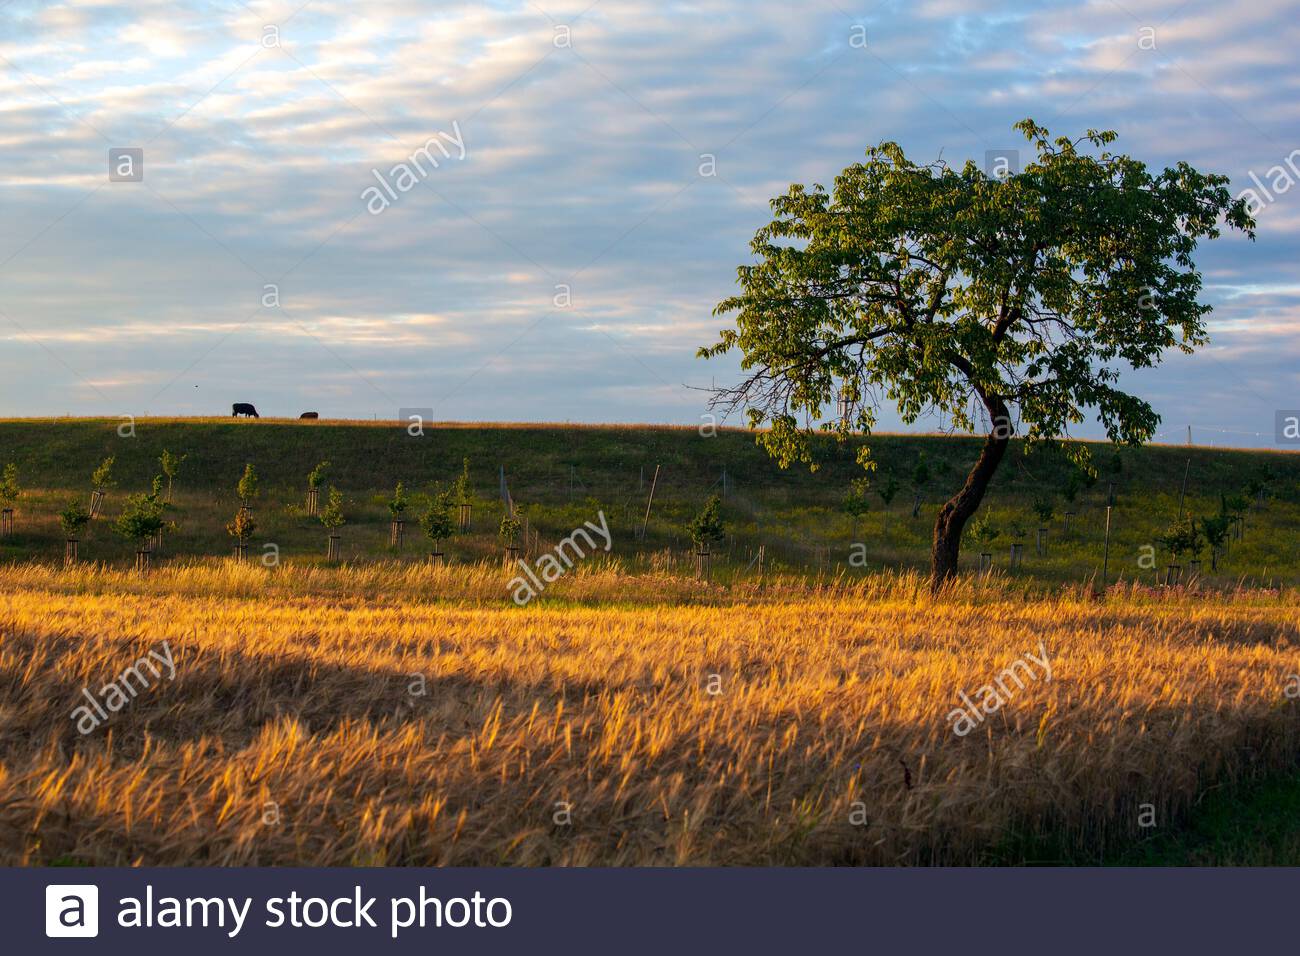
[[640, 464, 660, 540], [696, 544, 711, 580], [1101, 505, 1113, 591], [1177, 457, 1191, 516]]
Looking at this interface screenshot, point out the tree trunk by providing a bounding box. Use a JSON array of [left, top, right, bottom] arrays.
[[930, 402, 1011, 590]]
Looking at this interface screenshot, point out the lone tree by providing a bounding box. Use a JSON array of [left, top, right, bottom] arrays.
[[700, 119, 1255, 588]]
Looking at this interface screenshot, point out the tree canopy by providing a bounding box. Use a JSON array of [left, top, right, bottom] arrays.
[[701, 119, 1254, 586]]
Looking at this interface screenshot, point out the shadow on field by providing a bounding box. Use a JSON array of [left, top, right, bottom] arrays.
[[0, 627, 588, 760]]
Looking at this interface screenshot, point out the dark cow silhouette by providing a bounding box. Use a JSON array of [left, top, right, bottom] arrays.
[[299, 411, 319, 420], [232, 403, 260, 418]]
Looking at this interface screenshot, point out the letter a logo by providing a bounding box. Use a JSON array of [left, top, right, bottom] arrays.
[[46, 885, 99, 937]]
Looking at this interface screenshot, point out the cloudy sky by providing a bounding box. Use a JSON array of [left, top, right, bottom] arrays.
[[1, 0, 1296, 446]]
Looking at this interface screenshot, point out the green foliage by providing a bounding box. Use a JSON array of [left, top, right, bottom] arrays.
[[700, 118, 1254, 582], [226, 508, 256, 543], [1031, 495, 1055, 525], [1008, 520, 1027, 540], [420, 488, 456, 547], [0, 463, 20, 505], [160, 449, 186, 482], [91, 456, 116, 491], [320, 487, 345, 530], [454, 457, 472, 504], [702, 119, 1254, 476], [1063, 465, 1096, 504], [1158, 514, 1203, 560], [387, 481, 408, 518], [1244, 468, 1273, 505], [875, 476, 900, 507], [58, 500, 91, 538], [498, 512, 521, 545], [687, 495, 726, 547], [113, 492, 164, 545], [911, 455, 930, 490], [1221, 492, 1249, 519], [842, 479, 872, 519], [237, 463, 259, 504], [1201, 513, 1231, 553], [308, 460, 330, 490], [968, 513, 1000, 547]]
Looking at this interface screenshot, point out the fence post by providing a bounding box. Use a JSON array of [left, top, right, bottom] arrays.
[[1101, 504, 1113, 593], [1178, 457, 1191, 516], [640, 465, 660, 540]]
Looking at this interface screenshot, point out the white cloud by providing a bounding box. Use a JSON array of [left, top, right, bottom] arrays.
[[0, 0, 1293, 442]]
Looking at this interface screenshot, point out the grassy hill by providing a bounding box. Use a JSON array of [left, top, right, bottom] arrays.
[[0, 417, 1296, 585]]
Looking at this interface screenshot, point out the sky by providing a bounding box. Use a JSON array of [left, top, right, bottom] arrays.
[[0, 0, 1297, 448]]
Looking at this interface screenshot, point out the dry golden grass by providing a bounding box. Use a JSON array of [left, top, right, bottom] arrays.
[[2, 560, 1298, 865]]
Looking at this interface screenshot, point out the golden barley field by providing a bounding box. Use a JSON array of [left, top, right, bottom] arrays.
[[2, 560, 1298, 865]]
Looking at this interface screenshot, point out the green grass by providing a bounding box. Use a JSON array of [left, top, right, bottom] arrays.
[[1117, 772, 1300, 865], [0, 416, 1296, 585], [993, 769, 1300, 866]]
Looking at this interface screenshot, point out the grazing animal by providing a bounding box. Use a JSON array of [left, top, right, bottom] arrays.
[[231, 403, 260, 418], [299, 411, 319, 420]]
